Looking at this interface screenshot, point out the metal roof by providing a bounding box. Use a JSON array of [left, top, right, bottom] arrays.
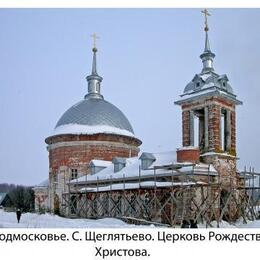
[[54, 47, 135, 136], [139, 152, 156, 160], [55, 98, 134, 134], [183, 71, 234, 96], [175, 24, 242, 106], [112, 157, 127, 164]]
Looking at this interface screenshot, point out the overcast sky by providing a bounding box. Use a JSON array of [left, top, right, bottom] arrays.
[[0, 8, 259, 186]]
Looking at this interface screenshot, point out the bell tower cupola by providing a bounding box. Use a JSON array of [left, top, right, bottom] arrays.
[[175, 9, 242, 161]]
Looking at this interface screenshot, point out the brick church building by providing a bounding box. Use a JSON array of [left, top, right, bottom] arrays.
[[34, 40, 142, 213], [34, 11, 253, 226]]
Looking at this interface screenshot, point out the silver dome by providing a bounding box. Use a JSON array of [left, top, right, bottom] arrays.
[[55, 98, 134, 134]]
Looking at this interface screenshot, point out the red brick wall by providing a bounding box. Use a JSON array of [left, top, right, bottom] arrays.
[[208, 104, 221, 151], [231, 110, 236, 151], [177, 148, 200, 163], [182, 111, 190, 146], [182, 97, 234, 110], [181, 97, 236, 153], [49, 144, 139, 171], [46, 133, 142, 146], [47, 133, 141, 173]]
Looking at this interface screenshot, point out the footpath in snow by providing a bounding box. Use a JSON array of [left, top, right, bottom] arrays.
[[0, 209, 260, 228]]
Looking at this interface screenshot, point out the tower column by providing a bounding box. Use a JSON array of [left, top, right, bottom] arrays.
[[199, 116, 204, 149], [189, 110, 194, 146], [204, 106, 209, 151], [231, 110, 236, 151], [208, 104, 221, 151], [182, 110, 190, 146], [226, 109, 231, 151]]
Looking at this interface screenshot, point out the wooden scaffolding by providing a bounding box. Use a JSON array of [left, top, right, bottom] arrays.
[[61, 164, 260, 227]]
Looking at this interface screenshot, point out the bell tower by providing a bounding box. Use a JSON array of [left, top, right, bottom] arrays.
[[175, 10, 242, 188]]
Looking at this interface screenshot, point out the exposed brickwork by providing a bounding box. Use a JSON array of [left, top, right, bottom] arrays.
[[182, 110, 190, 146], [202, 154, 237, 184], [182, 97, 235, 111], [231, 110, 236, 151], [47, 133, 141, 175], [180, 97, 236, 154], [46, 133, 141, 213], [202, 154, 240, 220], [178, 93, 241, 221], [208, 104, 221, 151], [49, 143, 139, 172], [177, 148, 200, 163], [34, 188, 48, 213], [46, 133, 141, 147]]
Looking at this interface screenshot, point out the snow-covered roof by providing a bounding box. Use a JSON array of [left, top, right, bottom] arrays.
[[175, 70, 242, 106], [199, 73, 211, 81], [73, 156, 139, 183], [149, 151, 176, 167], [80, 181, 208, 193], [90, 160, 112, 168], [71, 151, 217, 185], [183, 71, 234, 96], [177, 146, 199, 151], [52, 97, 137, 138], [52, 124, 135, 138], [175, 88, 242, 106], [71, 151, 176, 183], [200, 151, 236, 158]]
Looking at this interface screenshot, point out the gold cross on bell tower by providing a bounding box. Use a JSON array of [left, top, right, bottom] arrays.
[[91, 33, 99, 50], [201, 8, 211, 32]]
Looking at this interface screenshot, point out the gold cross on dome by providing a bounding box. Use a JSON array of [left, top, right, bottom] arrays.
[[91, 33, 99, 49], [201, 9, 211, 31]]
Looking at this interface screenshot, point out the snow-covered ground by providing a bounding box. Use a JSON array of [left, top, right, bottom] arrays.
[[1, 209, 260, 228], [198, 220, 260, 228], [0, 210, 138, 228]]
